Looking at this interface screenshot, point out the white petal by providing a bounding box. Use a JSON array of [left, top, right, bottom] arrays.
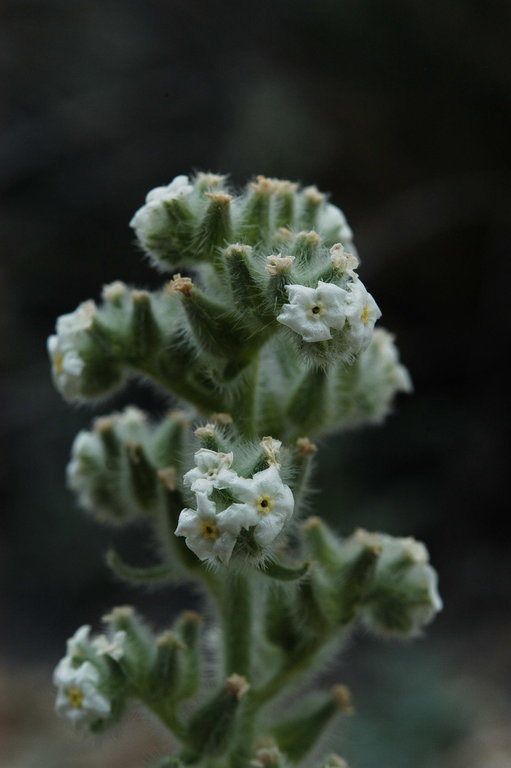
[[217, 502, 258, 533], [212, 532, 237, 564], [175, 508, 201, 537]]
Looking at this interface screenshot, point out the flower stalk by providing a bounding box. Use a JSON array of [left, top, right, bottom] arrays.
[[48, 172, 441, 768]]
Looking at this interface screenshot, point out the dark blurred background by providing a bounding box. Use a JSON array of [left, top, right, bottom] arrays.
[[1, 1, 510, 766]]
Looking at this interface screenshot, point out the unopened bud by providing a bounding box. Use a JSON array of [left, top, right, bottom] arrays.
[[226, 673, 250, 699], [165, 274, 193, 296], [211, 412, 233, 425], [332, 684, 354, 714], [260, 436, 282, 467], [102, 605, 135, 625], [102, 280, 128, 303], [296, 437, 318, 456], [324, 755, 349, 768], [330, 244, 359, 276], [266, 254, 295, 275], [303, 186, 325, 205], [250, 175, 277, 194], [251, 745, 283, 767], [194, 424, 216, 439], [158, 466, 177, 491]]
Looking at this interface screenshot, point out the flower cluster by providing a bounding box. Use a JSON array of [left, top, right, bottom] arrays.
[[277, 274, 381, 351], [130, 175, 194, 254], [66, 406, 154, 523], [354, 530, 443, 637], [175, 446, 294, 564], [47, 171, 439, 768], [53, 624, 125, 728]]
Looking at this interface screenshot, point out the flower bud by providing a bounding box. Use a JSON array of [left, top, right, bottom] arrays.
[[299, 186, 325, 230], [292, 231, 321, 264], [126, 441, 158, 510], [271, 685, 352, 761], [130, 175, 196, 269], [102, 606, 156, 688], [330, 328, 412, 432], [224, 244, 268, 318], [195, 191, 233, 260], [174, 611, 203, 700], [182, 675, 249, 761], [240, 176, 273, 245], [357, 532, 442, 636]]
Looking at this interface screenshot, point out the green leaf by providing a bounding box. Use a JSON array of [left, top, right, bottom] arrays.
[[106, 548, 174, 584], [258, 558, 310, 581]]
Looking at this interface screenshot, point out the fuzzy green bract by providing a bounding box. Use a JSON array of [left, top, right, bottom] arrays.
[[48, 172, 439, 768]]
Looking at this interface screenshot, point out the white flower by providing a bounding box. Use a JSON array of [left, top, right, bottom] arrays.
[[130, 175, 193, 247], [66, 625, 91, 659], [145, 175, 193, 204], [47, 300, 96, 400], [92, 631, 126, 662], [344, 279, 381, 351], [277, 281, 348, 342], [113, 405, 148, 441], [129, 200, 171, 240], [66, 430, 101, 510], [318, 203, 354, 243], [183, 449, 237, 495], [371, 329, 412, 393], [224, 465, 294, 546], [405, 563, 443, 628], [53, 657, 111, 727], [175, 492, 241, 564]]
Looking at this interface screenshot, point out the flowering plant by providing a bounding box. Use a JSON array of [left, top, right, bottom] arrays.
[[48, 173, 440, 768]]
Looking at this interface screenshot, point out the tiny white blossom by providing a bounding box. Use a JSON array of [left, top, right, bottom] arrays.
[[405, 563, 443, 629], [344, 280, 381, 351], [224, 465, 294, 546], [129, 200, 170, 239], [92, 631, 126, 662], [101, 280, 127, 303], [47, 301, 97, 400], [66, 625, 91, 659], [372, 329, 412, 393], [130, 175, 193, 247], [318, 203, 354, 243], [175, 492, 240, 563], [277, 281, 347, 342], [66, 430, 101, 511], [183, 449, 237, 495], [53, 657, 111, 727], [113, 405, 148, 441], [145, 175, 193, 203]]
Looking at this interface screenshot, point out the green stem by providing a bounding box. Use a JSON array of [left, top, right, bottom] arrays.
[[250, 643, 322, 708], [143, 699, 188, 742], [222, 572, 252, 677], [230, 357, 259, 439]]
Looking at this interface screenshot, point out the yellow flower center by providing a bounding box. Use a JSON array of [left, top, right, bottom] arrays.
[[360, 304, 370, 324], [256, 495, 273, 515], [66, 686, 84, 709], [200, 520, 219, 539], [53, 353, 64, 374], [310, 304, 323, 316]]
